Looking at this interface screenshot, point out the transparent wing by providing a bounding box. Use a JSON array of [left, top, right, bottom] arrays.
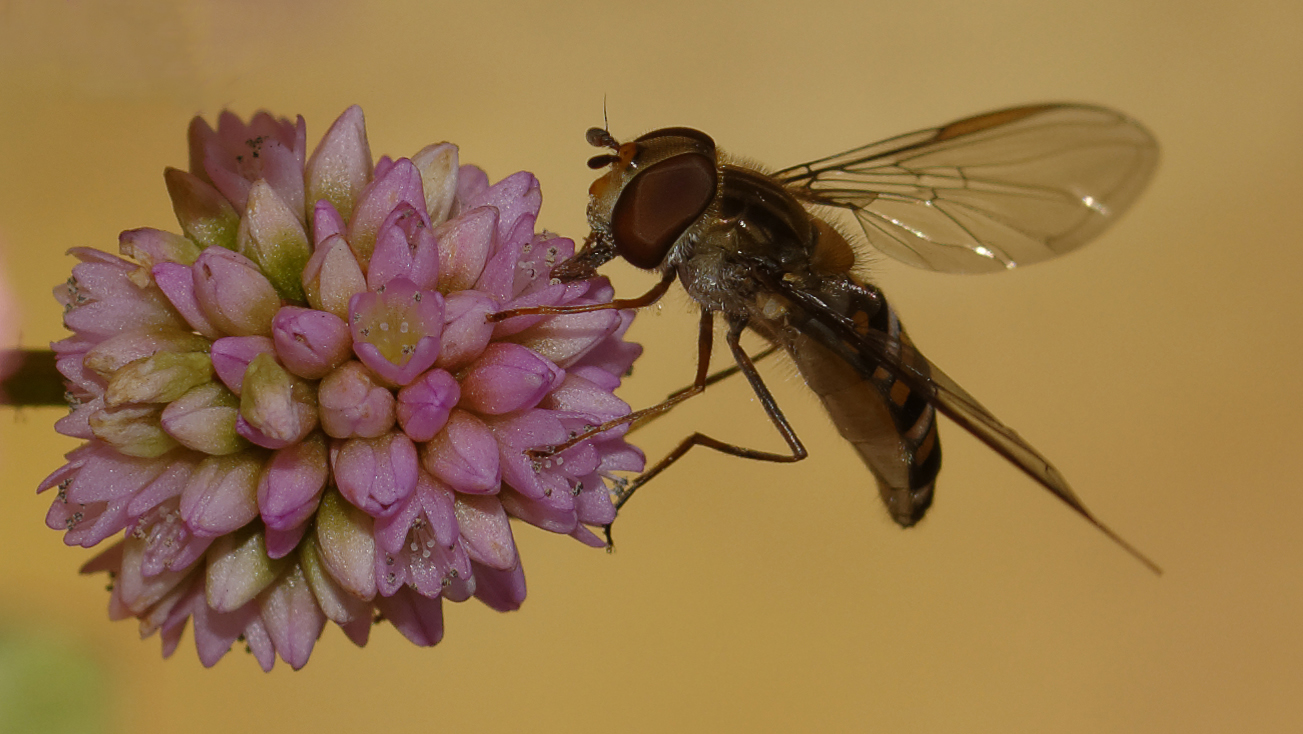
[[777, 104, 1159, 273], [764, 270, 1162, 572]]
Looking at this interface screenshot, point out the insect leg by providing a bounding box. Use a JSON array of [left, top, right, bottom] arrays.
[[487, 268, 677, 323], [673, 344, 780, 397], [605, 317, 808, 547], [629, 344, 780, 435]]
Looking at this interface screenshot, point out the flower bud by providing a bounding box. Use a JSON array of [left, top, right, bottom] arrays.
[[152, 262, 223, 339], [237, 180, 311, 302], [396, 368, 459, 441], [517, 305, 620, 367], [209, 335, 275, 395], [305, 105, 372, 226], [206, 525, 286, 612], [333, 432, 419, 518], [367, 202, 439, 291], [411, 142, 458, 226], [180, 451, 263, 537], [257, 563, 326, 670], [237, 353, 318, 449], [271, 306, 352, 379], [82, 329, 211, 378], [454, 494, 516, 571], [192, 247, 280, 337], [349, 278, 443, 386], [314, 488, 377, 600], [312, 200, 345, 245], [317, 361, 395, 438], [160, 383, 245, 455], [435, 291, 496, 370], [88, 404, 178, 458], [105, 351, 213, 407], [162, 168, 239, 254], [420, 409, 500, 493], [164, 167, 240, 251], [301, 234, 366, 320], [459, 342, 563, 415], [257, 432, 328, 531], [298, 535, 370, 625], [119, 228, 201, 288], [347, 158, 425, 271], [435, 205, 495, 291], [466, 171, 542, 245]]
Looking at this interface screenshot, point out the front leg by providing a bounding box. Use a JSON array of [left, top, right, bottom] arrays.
[[487, 267, 677, 323]]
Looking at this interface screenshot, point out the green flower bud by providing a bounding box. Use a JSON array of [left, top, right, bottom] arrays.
[[237, 181, 311, 302], [164, 167, 239, 251]]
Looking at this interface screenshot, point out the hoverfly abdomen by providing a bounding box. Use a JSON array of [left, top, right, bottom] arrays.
[[779, 277, 941, 526]]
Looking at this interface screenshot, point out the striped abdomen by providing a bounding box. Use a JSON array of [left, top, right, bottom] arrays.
[[785, 285, 942, 527]]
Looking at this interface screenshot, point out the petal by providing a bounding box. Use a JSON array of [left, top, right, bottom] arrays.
[[436, 291, 496, 371], [152, 262, 223, 339], [237, 180, 311, 301], [257, 563, 326, 670], [374, 587, 444, 647], [210, 335, 276, 395], [472, 556, 527, 612], [164, 168, 239, 251]]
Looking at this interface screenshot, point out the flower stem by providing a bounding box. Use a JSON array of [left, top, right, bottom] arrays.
[[1, 349, 67, 406]]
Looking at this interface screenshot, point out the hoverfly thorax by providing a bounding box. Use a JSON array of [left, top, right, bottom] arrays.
[[581, 127, 720, 272]]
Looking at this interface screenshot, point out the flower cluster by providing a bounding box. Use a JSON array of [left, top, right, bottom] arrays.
[[42, 107, 643, 669]]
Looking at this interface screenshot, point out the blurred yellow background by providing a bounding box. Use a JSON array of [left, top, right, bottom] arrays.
[[1, 0, 1300, 732]]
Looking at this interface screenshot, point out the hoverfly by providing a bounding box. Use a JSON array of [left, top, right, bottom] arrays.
[[491, 104, 1160, 572]]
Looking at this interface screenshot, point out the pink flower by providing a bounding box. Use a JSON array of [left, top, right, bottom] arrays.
[[42, 106, 643, 670]]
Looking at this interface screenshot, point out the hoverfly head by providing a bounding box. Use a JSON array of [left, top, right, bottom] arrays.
[[588, 126, 720, 271]]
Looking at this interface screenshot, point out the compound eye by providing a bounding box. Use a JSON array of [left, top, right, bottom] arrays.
[[634, 127, 716, 155], [610, 152, 717, 270]]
